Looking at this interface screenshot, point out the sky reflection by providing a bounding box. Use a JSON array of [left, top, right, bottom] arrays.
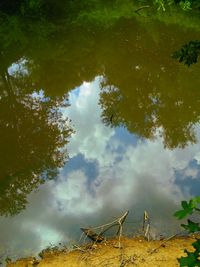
[[1, 77, 200, 261]]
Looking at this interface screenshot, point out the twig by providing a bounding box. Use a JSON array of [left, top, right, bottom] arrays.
[[149, 234, 177, 254], [72, 244, 88, 253], [135, 5, 150, 13], [81, 211, 129, 244], [80, 228, 104, 242], [110, 114, 114, 123], [145, 224, 150, 241], [143, 211, 150, 241]]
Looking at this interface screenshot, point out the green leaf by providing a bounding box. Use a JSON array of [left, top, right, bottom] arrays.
[[189, 199, 196, 208], [182, 200, 193, 213], [192, 239, 200, 253], [181, 220, 200, 233], [178, 252, 200, 267], [180, 0, 192, 11], [174, 200, 194, 219], [182, 201, 189, 209], [174, 209, 188, 219], [193, 197, 200, 204]]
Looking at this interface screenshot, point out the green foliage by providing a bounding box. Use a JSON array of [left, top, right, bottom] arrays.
[[151, 0, 199, 12], [178, 248, 200, 267], [172, 40, 200, 66], [180, 0, 192, 10], [153, 0, 173, 11], [75, 0, 136, 28], [174, 199, 200, 219], [181, 220, 200, 233], [0, 0, 199, 31], [20, 0, 42, 17], [174, 197, 200, 266]]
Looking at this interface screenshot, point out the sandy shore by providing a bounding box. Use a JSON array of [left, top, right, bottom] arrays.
[[7, 234, 200, 267]]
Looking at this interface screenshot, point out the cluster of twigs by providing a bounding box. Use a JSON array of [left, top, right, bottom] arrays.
[[78, 210, 151, 266], [79, 210, 179, 259], [80, 210, 153, 247], [80, 211, 129, 248]]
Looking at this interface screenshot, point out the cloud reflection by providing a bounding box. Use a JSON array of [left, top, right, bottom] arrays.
[[1, 77, 200, 261]]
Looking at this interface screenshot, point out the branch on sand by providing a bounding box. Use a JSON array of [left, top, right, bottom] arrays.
[[149, 234, 178, 254], [81, 211, 129, 248]]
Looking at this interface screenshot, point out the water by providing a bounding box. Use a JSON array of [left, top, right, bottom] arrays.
[[0, 17, 200, 262]]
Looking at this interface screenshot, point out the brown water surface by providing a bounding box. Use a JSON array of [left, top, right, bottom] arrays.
[[0, 17, 200, 263]]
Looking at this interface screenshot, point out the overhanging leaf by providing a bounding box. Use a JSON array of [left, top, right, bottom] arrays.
[[178, 252, 200, 267], [181, 220, 200, 233], [174, 209, 189, 219]]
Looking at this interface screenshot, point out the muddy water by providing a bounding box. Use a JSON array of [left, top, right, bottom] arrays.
[[0, 17, 200, 262]]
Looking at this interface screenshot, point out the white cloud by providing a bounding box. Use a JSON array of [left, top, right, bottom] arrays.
[[194, 151, 200, 165], [64, 77, 115, 163], [182, 167, 199, 179], [52, 170, 101, 215]]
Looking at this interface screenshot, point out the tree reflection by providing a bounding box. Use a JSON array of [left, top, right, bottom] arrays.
[[0, 16, 200, 216], [172, 40, 200, 66], [0, 67, 73, 216], [98, 20, 200, 149], [24, 26, 101, 96]]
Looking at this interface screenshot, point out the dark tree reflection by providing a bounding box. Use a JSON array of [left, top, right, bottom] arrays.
[[98, 20, 200, 149], [172, 40, 200, 67], [0, 68, 73, 216]]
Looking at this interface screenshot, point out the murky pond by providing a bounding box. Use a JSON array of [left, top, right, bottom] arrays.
[[0, 17, 200, 262]]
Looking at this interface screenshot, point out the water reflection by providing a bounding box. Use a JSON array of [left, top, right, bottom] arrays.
[[0, 63, 73, 216], [0, 16, 200, 263], [98, 23, 200, 149], [1, 78, 200, 261]]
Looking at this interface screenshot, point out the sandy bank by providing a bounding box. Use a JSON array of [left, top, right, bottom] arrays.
[[7, 234, 200, 267]]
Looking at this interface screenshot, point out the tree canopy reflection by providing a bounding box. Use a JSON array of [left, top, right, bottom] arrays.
[[0, 66, 73, 216], [98, 20, 200, 149]]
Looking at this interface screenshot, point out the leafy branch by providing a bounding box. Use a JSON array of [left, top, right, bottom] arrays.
[[172, 41, 200, 67], [174, 197, 200, 266]]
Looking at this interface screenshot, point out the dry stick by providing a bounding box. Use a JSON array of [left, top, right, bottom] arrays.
[[149, 234, 178, 255], [102, 211, 129, 249], [81, 211, 129, 236], [97, 254, 122, 267], [79, 232, 85, 243], [118, 221, 123, 249], [116, 211, 129, 235], [119, 251, 125, 267], [80, 228, 104, 243], [134, 5, 150, 13], [72, 244, 88, 253], [110, 212, 129, 265], [78, 211, 130, 266], [145, 224, 150, 241], [143, 211, 150, 241], [93, 211, 129, 234], [80, 211, 129, 248]]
